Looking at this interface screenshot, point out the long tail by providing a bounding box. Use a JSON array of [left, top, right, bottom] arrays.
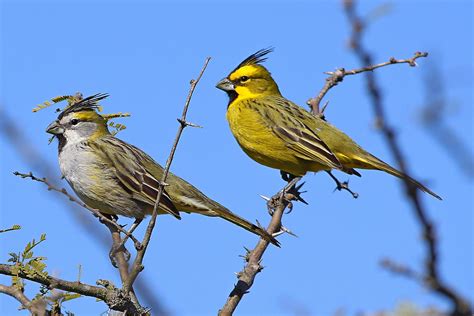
[[359, 154, 442, 200], [215, 208, 281, 247], [167, 173, 281, 246]]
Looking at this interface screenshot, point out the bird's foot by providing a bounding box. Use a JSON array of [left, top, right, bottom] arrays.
[[99, 213, 118, 224], [325, 171, 359, 198], [122, 218, 143, 251], [267, 177, 305, 215], [280, 170, 297, 183], [107, 217, 144, 268], [109, 243, 131, 268]]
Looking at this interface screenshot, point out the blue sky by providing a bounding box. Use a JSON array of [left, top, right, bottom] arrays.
[[1, 1, 472, 315]]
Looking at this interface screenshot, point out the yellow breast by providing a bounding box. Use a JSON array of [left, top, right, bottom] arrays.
[[226, 99, 310, 176]]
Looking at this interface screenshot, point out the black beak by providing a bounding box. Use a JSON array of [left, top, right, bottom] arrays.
[[216, 78, 235, 92], [46, 121, 64, 135]]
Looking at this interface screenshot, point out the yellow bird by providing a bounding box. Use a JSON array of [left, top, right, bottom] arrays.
[[216, 48, 441, 200]]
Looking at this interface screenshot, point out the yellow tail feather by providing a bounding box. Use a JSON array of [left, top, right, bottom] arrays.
[[358, 154, 442, 200]]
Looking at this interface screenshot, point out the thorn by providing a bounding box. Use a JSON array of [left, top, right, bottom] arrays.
[[281, 225, 298, 237], [186, 121, 203, 128], [321, 100, 330, 114], [272, 230, 286, 237], [295, 181, 306, 190], [295, 194, 308, 205], [177, 118, 202, 128], [259, 194, 270, 201]]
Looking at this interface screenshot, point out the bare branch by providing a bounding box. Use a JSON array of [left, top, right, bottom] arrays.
[[343, 1, 472, 315], [307, 52, 428, 117], [219, 178, 302, 315], [306, 52, 428, 117], [124, 57, 211, 293], [379, 258, 421, 281]]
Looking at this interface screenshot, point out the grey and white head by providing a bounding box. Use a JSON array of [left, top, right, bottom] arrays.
[[46, 94, 110, 150]]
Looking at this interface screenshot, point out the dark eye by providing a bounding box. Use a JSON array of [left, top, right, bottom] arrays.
[[240, 76, 249, 83], [70, 119, 79, 125]]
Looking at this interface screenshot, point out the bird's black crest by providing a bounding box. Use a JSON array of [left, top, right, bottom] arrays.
[[233, 47, 274, 72], [58, 93, 109, 119]]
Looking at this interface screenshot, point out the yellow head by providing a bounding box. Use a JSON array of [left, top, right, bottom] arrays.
[[46, 94, 110, 149], [216, 48, 281, 104]]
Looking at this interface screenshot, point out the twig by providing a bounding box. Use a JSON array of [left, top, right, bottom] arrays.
[[124, 57, 211, 293], [0, 225, 21, 234], [307, 53, 428, 117], [343, 1, 472, 315], [218, 178, 302, 315], [13, 171, 140, 247], [379, 258, 421, 282]]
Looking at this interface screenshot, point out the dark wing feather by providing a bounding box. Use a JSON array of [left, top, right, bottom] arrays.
[[256, 97, 343, 170]]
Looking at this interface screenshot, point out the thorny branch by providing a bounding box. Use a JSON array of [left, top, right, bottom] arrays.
[[124, 57, 211, 293], [343, 1, 472, 315], [219, 178, 302, 316]]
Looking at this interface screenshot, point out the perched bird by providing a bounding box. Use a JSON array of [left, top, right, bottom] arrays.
[[46, 94, 278, 245], [216, 48, 441, 200]]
